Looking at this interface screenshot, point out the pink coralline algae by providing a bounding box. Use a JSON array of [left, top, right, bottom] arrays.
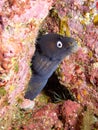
[[60, 100, 82, 130], [55, 0, 98, 114], [23, 103, 63, 130], [0, 0, 53, 126], [0, 0, 98, 129], [23, 101, 82, 130], [0, 0, 53, 99]]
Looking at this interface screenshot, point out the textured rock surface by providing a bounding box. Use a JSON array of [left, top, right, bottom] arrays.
[[0, 0, 53, 129], [55, 0, 98, 114], [0, 0, 98, 129], [40, 0, 98, 114], [23, 101, 82, 130]]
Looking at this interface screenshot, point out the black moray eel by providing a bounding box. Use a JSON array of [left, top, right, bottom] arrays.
[[25, 33, 78, 100]]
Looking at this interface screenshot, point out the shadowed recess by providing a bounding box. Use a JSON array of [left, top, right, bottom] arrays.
[[44, 72, 75, 103]]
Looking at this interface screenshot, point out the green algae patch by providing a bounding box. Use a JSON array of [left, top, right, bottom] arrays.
[[0, 88, 6, 96], [81, 107, 96, 130], [59, 16, 70, 36]]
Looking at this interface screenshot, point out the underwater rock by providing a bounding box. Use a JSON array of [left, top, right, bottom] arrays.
[[0, 0, 53, 128]]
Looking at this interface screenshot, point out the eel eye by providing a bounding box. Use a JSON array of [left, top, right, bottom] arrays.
[[57, 41, 63, 48]]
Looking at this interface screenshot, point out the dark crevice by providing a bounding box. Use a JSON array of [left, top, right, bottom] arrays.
[[0, 15, 4, 30], [43, 72, 75, 103]]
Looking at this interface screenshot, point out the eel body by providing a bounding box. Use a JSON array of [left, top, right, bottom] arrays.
[[25, 33, 78, 100]]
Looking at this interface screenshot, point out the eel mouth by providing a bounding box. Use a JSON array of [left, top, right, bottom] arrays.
[[71, 41, 79, 53]]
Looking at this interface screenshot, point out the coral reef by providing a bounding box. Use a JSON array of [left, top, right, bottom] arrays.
[[37, 0, 98, 129], [0, 0, 53, 129], [17, 101, 82, 130], [23, 103, 63, 130], [0, 0, 98, 129], [55, 0, 98, 114], [40, 0, 98, 114], [4, 100, 98, 130]]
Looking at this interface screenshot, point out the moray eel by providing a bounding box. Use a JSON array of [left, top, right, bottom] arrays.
[[25, 33, 78, 100]]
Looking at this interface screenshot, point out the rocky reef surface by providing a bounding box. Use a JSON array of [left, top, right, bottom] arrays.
[[0, 0, 98, 129]]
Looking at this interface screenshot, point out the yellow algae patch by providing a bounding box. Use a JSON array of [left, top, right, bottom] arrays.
[[9, 85, 15, 93], [93, 14, 98, 25]]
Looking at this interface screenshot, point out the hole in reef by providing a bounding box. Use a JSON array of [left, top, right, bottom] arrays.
[[0, 15, 4, 29], [43, 72, 75, 103]]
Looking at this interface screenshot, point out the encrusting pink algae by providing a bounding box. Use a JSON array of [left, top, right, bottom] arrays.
[[0, 0, 53, 128], [0, 0, 98, 129]]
